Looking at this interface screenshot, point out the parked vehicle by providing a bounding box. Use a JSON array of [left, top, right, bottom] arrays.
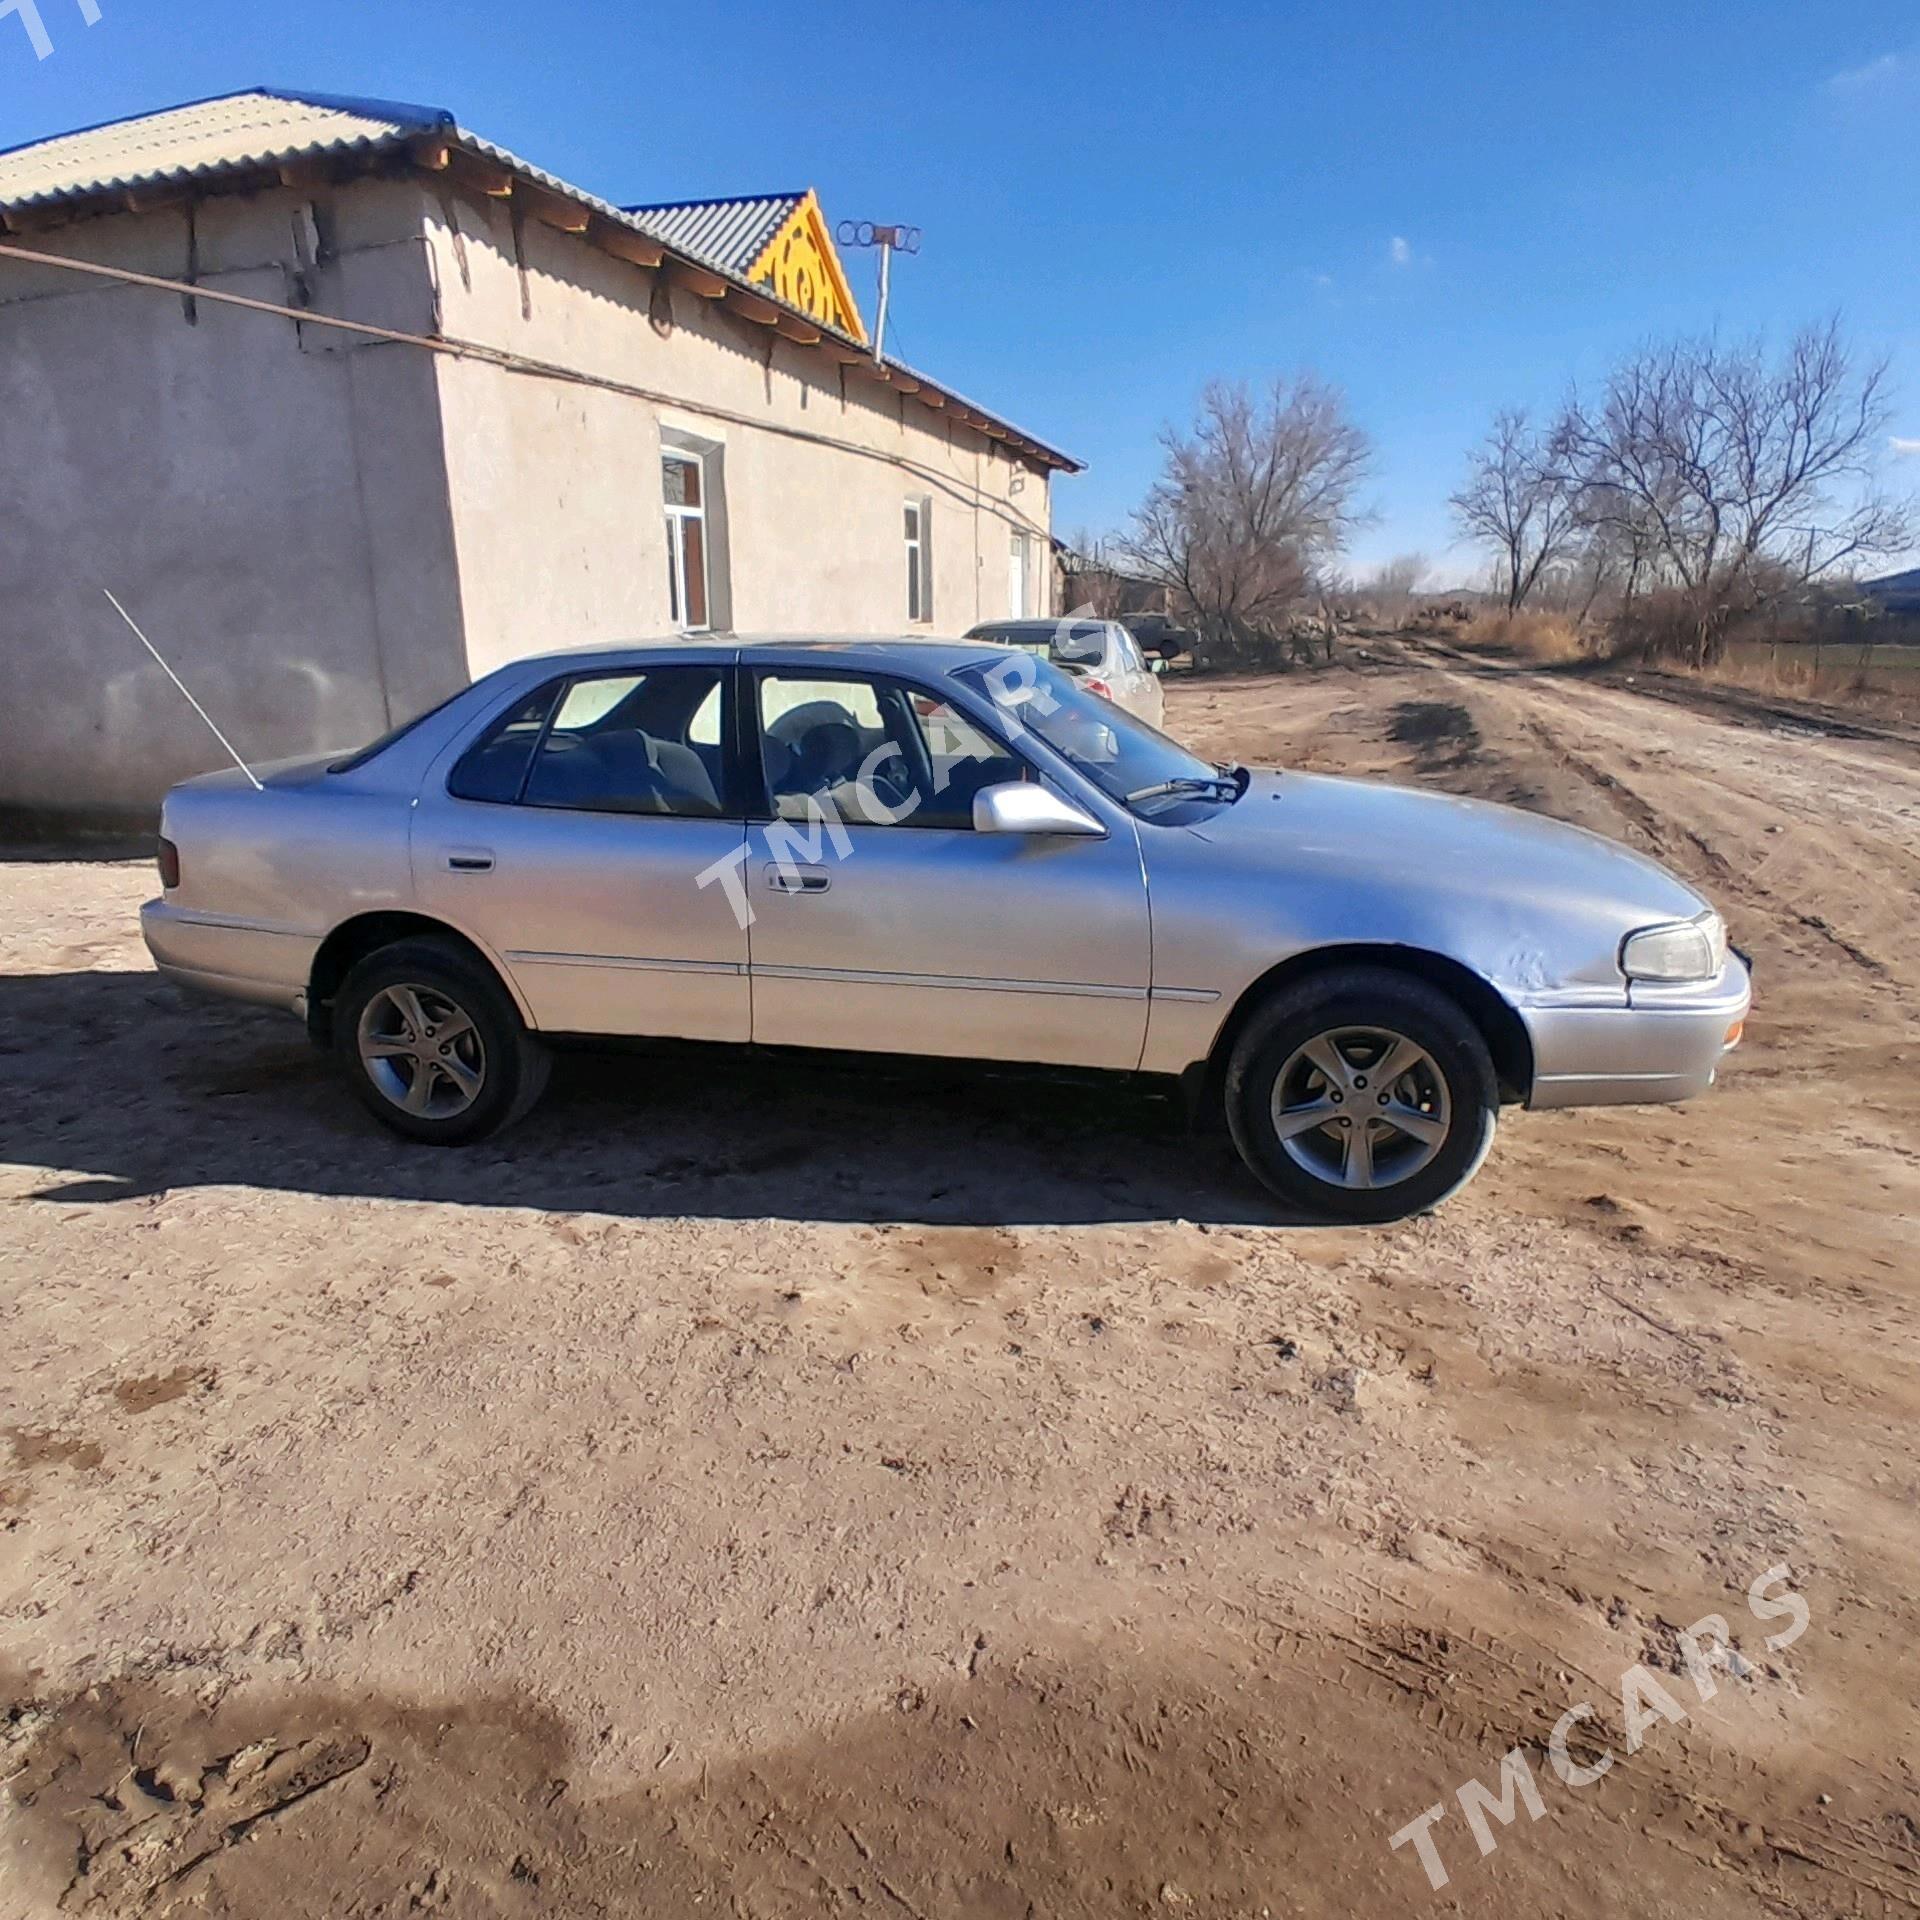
[[963, 617, 1165, 728], [143, 638, 1750, 1221], [1114, 614, 1194, 661]]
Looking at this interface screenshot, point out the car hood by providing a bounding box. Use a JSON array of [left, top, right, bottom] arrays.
[[1186, 770, 1707, 925]]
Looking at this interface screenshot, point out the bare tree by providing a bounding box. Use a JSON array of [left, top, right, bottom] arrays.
[[1556, 512, 1656, 623], [1121, 375, 1372, 655], [1058, 527, 1171, 621], [1554, 319, 1913, 661], [1450, 409, 1580, 613]]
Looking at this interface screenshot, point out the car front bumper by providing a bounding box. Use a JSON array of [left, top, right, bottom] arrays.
[[1522, 956, 1752, 1109]]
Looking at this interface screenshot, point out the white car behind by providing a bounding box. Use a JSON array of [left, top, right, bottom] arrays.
[[963, 617, 1166, 729]]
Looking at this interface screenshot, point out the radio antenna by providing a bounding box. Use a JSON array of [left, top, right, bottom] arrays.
[[103, 588, 262, 790]]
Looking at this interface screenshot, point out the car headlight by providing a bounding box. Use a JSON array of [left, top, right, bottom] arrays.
[[1620, 911, 1728, 983]]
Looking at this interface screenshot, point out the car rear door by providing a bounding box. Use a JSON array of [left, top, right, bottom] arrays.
[[738, 663, 1151, 1070], [411, 658, 751, 1040]]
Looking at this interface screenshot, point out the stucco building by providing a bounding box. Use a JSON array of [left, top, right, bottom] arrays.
[[0, 89, 1075, 822]]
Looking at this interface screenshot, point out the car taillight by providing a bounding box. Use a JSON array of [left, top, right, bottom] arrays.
[[156, 836, 180, 890], [1084, 677, 1114, 700]]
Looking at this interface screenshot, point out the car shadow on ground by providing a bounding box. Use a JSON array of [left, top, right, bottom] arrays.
[[2, 969, 1294, 1227]]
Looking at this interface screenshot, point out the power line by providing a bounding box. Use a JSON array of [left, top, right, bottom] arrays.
[[0, 239, 1053, 539]]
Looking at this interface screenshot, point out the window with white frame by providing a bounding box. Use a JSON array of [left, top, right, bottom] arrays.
[[663, 449, 711, 631], [1008, 530, 1029, 617], [904, 498, 933, 622]]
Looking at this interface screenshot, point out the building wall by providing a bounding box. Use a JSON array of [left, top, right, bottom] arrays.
[[0, 165, 1058, 821], [424, 191, 1053, 678], [0, 178, 466, 819]]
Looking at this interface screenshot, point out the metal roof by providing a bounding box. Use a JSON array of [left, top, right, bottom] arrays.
[[0, 89, 1081, 471], [625, 193, 803, 278], [0, 88, 446, 208]]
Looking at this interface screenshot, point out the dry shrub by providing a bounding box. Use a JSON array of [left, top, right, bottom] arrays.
[[1716, 649, 1827, 700], [1457, 609, 1588, 662], [1188, 620, 1335, 674], [1607, 588, 1720, 665], [1702, 643, 1915, 719]]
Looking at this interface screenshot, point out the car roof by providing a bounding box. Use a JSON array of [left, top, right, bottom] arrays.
[[485, 635, 1015, 676], [735, 634, 1007, 663]]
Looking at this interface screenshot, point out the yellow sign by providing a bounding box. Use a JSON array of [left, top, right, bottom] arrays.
[[748, 190, 867, 344]]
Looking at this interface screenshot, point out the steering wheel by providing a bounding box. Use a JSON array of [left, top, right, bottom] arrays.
[[861, 757, 917, 817]]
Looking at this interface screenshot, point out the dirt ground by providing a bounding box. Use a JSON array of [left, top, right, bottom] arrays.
[[2, 634, 1916, 1918]]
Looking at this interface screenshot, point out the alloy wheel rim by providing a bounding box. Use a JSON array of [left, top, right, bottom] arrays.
[[1269, 1025, 1451, 1190], [357, 983, 487, 1120]]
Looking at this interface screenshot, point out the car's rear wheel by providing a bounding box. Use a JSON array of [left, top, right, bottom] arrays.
[[333, 938, 549, 1145], [1225, 968, 1498, 1223]]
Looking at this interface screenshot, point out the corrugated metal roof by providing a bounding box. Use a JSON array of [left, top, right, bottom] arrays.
[[0, 88, 448, 209], [625, 193, 803, 278], [0, 91, 1081, 469]]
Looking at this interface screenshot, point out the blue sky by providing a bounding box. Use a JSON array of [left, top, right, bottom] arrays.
[[6, 0, 1918, 582]]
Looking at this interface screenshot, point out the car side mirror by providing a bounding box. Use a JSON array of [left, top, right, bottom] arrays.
[[973, 781, 1105, 837], [1150, 658, 1168, 675]]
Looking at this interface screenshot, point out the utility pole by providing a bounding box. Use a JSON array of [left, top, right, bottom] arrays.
[[834, 220, 921, 365]]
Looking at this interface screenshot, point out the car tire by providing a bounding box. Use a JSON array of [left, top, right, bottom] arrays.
[[1224, 967, 1498, 1224], [333, 937, 550, 1146]]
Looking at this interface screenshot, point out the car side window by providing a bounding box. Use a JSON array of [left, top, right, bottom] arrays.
[[523, 667, 728, 816], [901, 690, 1027, 828], [757, 673, 898, 827], [450, 667, 729, 816], [447, 683, 562, 804], [689, 681, 722, 750], [756, 672, 1024, 831]]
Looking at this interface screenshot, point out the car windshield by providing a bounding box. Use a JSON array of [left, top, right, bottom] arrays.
[[954, 654, 1238, 815]]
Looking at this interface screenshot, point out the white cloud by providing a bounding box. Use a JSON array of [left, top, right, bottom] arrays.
[[1388, 235, 1413, 267], [1890, 435, 1920, 457], [1827, 50, 1905, 92]]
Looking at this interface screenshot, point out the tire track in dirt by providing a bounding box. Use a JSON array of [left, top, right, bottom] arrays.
[[1588, 665, 1920, 755], [1396, 638, 1907, 987], [1515, 713, 1889, 980], [9, 678, 1918, 1920], [1277, 1599, 1920, 1912], [1517, 679, 1913, 988]]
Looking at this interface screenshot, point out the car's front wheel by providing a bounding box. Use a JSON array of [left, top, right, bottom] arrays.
[[1224, 968, 1498, 1223], [333, 938, 549, 1145]]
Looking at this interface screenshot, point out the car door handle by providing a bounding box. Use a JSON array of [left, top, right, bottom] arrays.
[[764, 863, 831, 894], [446, 849, 494, 873]]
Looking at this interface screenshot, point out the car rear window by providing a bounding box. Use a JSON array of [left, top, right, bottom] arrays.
[[327, 686, 471, 773]]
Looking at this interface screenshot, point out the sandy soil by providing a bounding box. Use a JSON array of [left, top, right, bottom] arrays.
[[1, 637, 1916, 1917]]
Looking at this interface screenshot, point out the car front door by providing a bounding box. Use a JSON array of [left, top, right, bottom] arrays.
[[739, 666, 1151, 1070], [412, 659, 750, 1040]]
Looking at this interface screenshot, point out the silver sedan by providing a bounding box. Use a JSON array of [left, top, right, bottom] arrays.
[[141, 638, 1750, 1221]]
